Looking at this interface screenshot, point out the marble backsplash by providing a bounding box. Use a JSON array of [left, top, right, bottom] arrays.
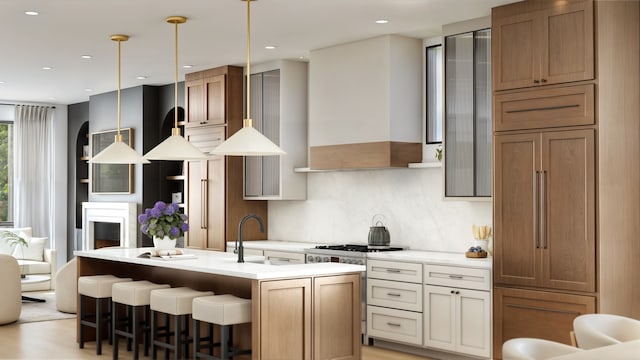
[[268, 167, 492, 253]]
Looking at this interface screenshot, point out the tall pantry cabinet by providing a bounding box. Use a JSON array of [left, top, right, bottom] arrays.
[[491, 1, 640, 358], [184, 65, 267, 251]]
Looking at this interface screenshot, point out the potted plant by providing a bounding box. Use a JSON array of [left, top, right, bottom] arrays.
[[138, 201, 189, 250]]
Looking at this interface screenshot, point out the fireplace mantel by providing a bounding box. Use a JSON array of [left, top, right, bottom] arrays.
[[82, 202, 137, 249]]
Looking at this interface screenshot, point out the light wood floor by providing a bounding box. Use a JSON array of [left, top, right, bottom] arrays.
[[0, 318, 432, 359]]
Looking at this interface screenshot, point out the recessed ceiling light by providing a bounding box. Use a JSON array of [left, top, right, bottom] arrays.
[[0, 81, 5, 84], [25, 11, 39, 16], [136, 76, 147, 80], [298, 56, 305, 60], [81, 55, 92, 59], [84, 88, 93, 92], [265, 45, 277, 50], [375, 19, 389, 24], [183, 65, 193, 69], [41, 66, 52, 70]]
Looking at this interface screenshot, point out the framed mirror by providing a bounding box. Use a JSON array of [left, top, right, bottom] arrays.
[[90, 128, 133, 194]]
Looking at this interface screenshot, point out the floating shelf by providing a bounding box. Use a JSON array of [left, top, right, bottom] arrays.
[[80, 156, 90, 161], [79, 178, 90, 184], [166, 175, 185, 181], [294, 162, 442, 173], [407, 162, 442, 168]]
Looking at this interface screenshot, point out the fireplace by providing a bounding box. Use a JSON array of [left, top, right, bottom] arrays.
[[82, 202, 137, 249]]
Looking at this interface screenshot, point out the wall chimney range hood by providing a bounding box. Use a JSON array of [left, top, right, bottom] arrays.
[[308, 35, 423, 170]]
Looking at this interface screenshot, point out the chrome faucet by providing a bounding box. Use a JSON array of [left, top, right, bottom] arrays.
[[236, 213, 264, 263]]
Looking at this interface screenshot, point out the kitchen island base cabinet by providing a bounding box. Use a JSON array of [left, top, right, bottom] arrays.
[[493, 287, 595, 359], [253, 274, 361, 360]]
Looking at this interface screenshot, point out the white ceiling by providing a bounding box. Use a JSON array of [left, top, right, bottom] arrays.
[[0, 0, 516, 105]]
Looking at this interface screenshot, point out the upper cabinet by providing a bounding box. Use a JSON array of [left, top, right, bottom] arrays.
[[185, 67, 239, 128], [492, 0, 594, 91], [244, 60, 308, 200], [308, 35, 423, 170]]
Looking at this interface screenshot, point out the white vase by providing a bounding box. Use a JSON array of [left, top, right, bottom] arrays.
[[473, 239, 489, 252], [153, 236, 177, 251]]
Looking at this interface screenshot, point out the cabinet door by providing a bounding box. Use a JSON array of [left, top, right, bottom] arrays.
[[541, 129, 595, 292], [424, 285, 456, 352], [205, 156, 225, 251], [186, 78, 205, 126], [456, 288, 491, 358], [541, 2, 594, 86], [185, 160, 205, 249], [204, 74, 226, 125], [314, 274, 361, 360], [494, 133, 541, 287], [493, 287, 595, 359], [259, 278, 312, 360], [492, 11, 539, 91]]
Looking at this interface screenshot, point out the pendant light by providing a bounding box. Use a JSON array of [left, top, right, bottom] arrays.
[[210, 0, 286, 156], [144, 16, 208, 161], [90, 35, 150, 164]]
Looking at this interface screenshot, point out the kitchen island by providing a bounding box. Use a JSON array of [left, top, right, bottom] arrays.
[[75, 247, 365, 360]]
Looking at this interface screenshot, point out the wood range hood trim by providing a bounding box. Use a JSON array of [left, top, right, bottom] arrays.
[[308, 141, 422, 170]]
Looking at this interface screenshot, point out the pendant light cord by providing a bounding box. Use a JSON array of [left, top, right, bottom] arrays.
[[174, 20, 179, 130], [245, 0, 252, 126], [116, 38, 122, 141]]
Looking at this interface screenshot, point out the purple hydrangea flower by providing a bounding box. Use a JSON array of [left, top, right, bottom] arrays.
[[150, 207, 162, 218], [180, 223, 189, 232], [169, 226, 180, 237], [164, 206, 176, 216], [141, 224, 148, 234], [138, 201, 189, 240], [137, 213, 149, 224], [154, 201, 167, 211]]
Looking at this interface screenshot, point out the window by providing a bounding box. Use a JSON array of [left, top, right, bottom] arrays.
[[0, 121, 13, 223], [426, 45, 443, 144]]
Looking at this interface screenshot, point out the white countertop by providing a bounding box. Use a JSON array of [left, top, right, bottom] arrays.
[[74, 247, 365, 280], [549, 340, 640, 359], [367, 250, 492, 269]]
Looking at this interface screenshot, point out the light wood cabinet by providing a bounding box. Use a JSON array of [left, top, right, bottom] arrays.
[[493, 287, 595, 359], [494, 129, 595, 292], [184, 65, 267, 250], [424, 285, 491, 358], [492, 0, 594, 91], [263, 250, 305, 264], [185, 73, 226, 127]]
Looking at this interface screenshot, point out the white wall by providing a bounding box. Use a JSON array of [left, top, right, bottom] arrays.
[[268, 167, 492, 252]]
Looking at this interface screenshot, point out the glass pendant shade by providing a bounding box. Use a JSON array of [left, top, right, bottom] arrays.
[[144, 16, 207, 161], [210, 0, 286, 157], [90, 34, 149, 165]]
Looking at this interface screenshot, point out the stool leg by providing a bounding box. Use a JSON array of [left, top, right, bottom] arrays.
[[151, 310, 157, 360], [126, 304, 132, 351], [164, 313, 170, 360], [143, 305, 150, 357], [183, 315, 190, 358], [132, 306, 139, 359], [174, 315, 181, 360], [220, 325, 230, 360], [96, 297, 103, 355], [193, 319, 200, 358], [112, 301, 119, 359], [108, 298, 113, 345], [79, 294, 85, 349]]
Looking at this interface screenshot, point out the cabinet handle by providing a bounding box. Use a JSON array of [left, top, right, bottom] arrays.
[[448, 275, 463, 280], [541, 78, 547, 83], [534, 171, 539, 249], [387, 292, 401, 297], [386, 322, 401, 327], [450, 290, 455, 294], [505, 104, 579, 114], [533, 79, 540, 84], [541, 171, 547, 249], [456, 291, 460, 295], [200, 180, 205, 229], [386, 269, 401, 273]]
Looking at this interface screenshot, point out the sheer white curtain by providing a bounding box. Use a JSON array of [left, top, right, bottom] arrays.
[[13, 105, 53, 238]]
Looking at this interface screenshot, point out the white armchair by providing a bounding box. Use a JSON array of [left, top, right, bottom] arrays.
[[0, 254, 21, 325], [573, 313, 640, 350], [0, 227, 57, 291]]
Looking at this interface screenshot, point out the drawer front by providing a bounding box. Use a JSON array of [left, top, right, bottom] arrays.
[[367, 279, 422, 312], [494, 84, 594, 131], [424, 265, 491, 291], [263, 250, 305, 264], [185, 126, 226, 153], [367, 305, 423, 346], [225, 246, 264, 256], [367, 259, 422, 283]]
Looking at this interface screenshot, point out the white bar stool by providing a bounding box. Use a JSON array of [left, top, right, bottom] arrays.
[[111, 280, 170, 359], [149, 287, 214, 360], [78, 275, 132, 355], [192, 294, 252, 360]]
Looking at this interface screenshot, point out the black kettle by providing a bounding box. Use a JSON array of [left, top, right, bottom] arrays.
[[368, 214, 390, 248]]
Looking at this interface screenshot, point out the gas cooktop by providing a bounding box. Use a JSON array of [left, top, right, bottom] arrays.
[[312, 244, 405, 253]]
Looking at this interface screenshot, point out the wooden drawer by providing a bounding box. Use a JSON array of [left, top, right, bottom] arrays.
[[367, 259, 422, 283], [184, 126, 226, 153], [367, 305, 423, 346], [367, 279, 422, 312], [494, 84, 594, 131], [424, 265, 490, 291], [263, 250, 305, 264]]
